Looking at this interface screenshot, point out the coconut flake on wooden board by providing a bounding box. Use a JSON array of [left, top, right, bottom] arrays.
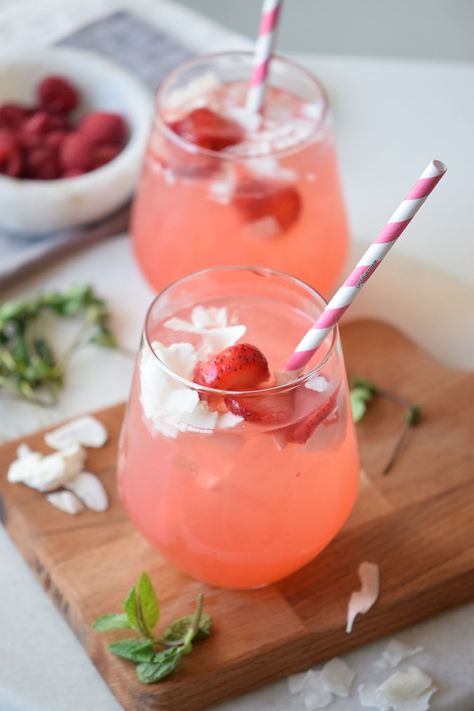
[[346, 561, 380, 633], [7, 444, 85, 492], [375, 640, 424, 670], [46, 491, 84, 515], [288, 657, 355, 709], [359, 666, 436, 711], [64, 471, 108, 512], [44, 415, 108, 449]]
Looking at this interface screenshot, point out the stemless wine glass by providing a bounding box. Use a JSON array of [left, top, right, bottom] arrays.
[[118, 266, 359, 590], [131, 52, 350, 297]]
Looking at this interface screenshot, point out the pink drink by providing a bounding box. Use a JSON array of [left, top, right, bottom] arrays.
[[132, 53, 350, 297], [118, 268, 359, 589]]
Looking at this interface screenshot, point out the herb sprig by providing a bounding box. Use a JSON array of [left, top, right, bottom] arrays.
[[0, 285, 117, 406], [350, 377, 421, 474], [93, 572, 212, 684]]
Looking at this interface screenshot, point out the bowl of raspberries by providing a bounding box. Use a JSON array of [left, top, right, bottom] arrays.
[[0, 48, 153, 236]]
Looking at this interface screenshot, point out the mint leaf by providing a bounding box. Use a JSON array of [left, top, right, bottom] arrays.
[[123, 586, 140, 631], [137, 572, 159, 636], [164, 612, 212, 644], [136, 648, 183, 684], [350, 391, 367, 423], [92, 613, 131, 631], [108, 638, 155, 663]]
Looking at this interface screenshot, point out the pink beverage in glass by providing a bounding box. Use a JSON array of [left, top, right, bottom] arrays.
[[118, 267, 360, 589], [132, 53, 350, 297]]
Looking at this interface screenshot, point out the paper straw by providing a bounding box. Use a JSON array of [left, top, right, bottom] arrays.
[[246, 0, 283, 114], [285, 159, 447, 372]]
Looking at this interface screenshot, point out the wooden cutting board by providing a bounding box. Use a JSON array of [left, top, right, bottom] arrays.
[[0, 319, 473, 711]]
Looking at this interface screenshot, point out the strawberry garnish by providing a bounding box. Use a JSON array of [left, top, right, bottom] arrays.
[[170, 107, 244, 152], [233, 179, 302, 232], [193, 343, 269, 391], [285, 387, 340, 444], [226, 390, 294, 425]]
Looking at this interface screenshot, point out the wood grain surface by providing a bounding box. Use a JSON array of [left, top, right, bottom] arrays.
[[0, 319, 473, 711]]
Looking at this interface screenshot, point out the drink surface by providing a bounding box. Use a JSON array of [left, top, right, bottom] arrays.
[[118, 296, 360, 589], [132, 79, 349, 297]]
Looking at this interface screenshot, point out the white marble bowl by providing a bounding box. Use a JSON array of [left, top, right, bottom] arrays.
[[0, 48, 153, 237]]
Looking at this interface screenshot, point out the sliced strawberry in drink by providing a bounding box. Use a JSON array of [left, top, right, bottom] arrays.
[[285, 387, 340, 444], [193, 343, 269, 391], [170, 107, 244, 151], [226, 389, 295, 426], [233, 179, 302, 232]]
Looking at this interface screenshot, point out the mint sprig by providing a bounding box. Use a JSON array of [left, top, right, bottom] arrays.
[[349, 376, 421, 474], [0, 284, 118, 406], [93, 572, 212, 684]]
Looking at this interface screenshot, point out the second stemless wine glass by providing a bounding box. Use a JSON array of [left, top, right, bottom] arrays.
[[118, 267, 360, 589], [131, 52, 350, 297]]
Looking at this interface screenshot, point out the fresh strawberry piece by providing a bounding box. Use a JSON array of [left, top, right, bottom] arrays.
[[285, 388, 340, 444], [0, 103, 29, 130], [24, 145, 60, 180], [226, 389, 295, 425], [170, 107, 244, 151], [79, 111, 127, 146], [90, 142, 122, 169], [0, 130, 22, 177], [38, 76, 79, 114], [193, 343, 269, 391], [234, 179, 302, 232], [60, 132, 93, 170]]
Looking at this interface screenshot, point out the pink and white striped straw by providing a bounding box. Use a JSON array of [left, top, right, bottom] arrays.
[[246, 0, 283, 114], [285, 159, 447, 373]]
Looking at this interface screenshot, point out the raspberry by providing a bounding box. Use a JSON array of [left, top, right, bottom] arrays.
[[38, 76, 79, 114], [90, 143, 122, 169], [79, 112, 127, 146], [44, 129, 69, 151], [0, 103, 29, 130], [24, 145, 60, 180], [60, 132, 93, 170], [23, 111, 67, 137], [0, 130, 23, 177]]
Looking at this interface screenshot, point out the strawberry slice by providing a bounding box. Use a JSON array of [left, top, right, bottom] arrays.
[[285, 387, 340, 444], [233, 179, 302, 232], [193, 343, 269, 391], [170, 107, 244, 152], [226, 390, 294, 426]]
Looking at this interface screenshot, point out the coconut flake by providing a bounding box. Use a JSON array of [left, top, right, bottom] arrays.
[[46, 490, 84, 515], [346, 561, 380, 633], [7, 444, 86, 492], [218, 411, 244, 429], [375, 640, 424, 670], [305, 375, 328, 393], [288, 671, 308, 694], [301, 671, 332, 709], [321, 657, 355, 698], [65, 471, 108, 512], [359, 667, 436, 711], [45, 416, 108, 450], [17, 443, 33, 458]]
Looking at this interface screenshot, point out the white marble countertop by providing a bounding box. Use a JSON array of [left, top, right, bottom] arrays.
[[0, 1, 473, 710]]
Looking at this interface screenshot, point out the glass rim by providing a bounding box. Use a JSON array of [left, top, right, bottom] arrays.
[[143, 265, 338, 397], [154, 50, 330, 162]]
